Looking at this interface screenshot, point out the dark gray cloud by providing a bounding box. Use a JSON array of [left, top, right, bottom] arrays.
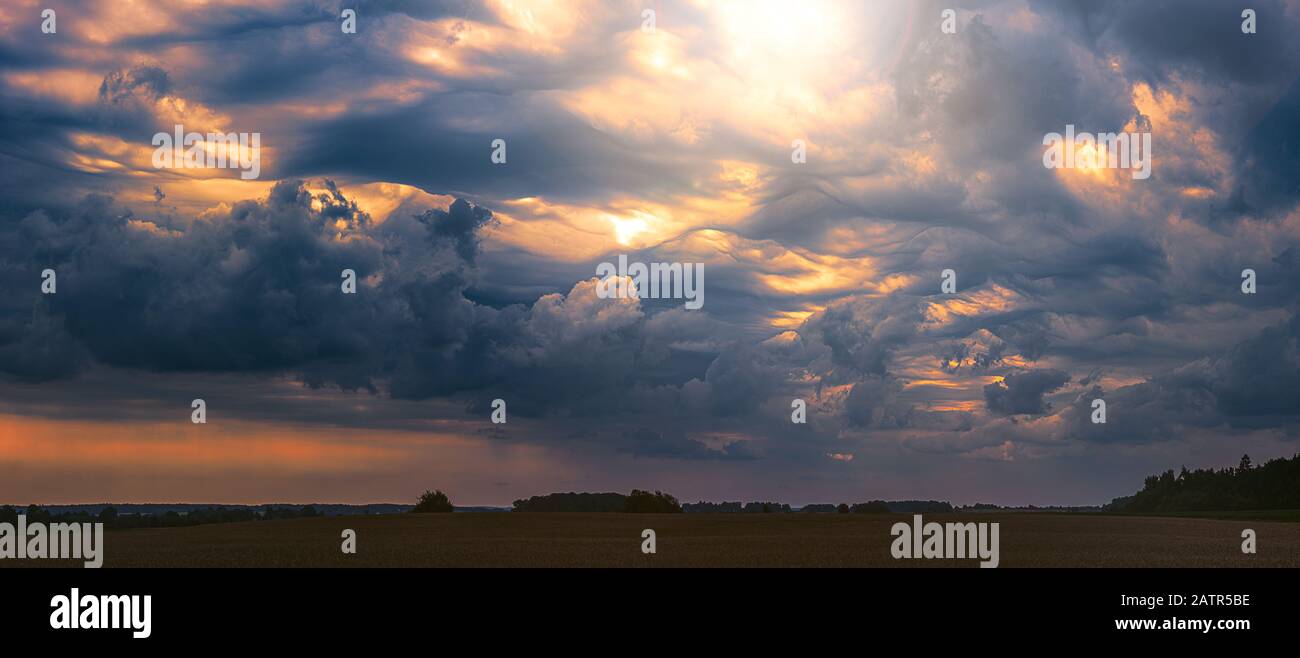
[[1059, 313, 1300, 444], [1211, 314, 1300, 421], [983, 368, 1071, 416], [278, 92, 699, 203], [803, 296, 927, 380], [1045, 0, 1300, 87], [620, 428, 759, 461], [5, 183, 383, 375]]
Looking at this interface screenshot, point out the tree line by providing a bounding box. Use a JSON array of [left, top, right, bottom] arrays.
[[508, 490, 683, 513], [0, 504, 324, 529], [1107, 453, 1300, 512]]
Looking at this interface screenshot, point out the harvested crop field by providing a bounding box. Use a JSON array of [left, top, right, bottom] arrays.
[[6, 512, 1298, 568]]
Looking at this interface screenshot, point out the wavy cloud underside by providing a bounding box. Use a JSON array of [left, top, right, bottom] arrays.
[[0, 0, 1297, 504]]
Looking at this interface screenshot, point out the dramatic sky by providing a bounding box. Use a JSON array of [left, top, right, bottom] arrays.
[[1, 0, 1298, 506]]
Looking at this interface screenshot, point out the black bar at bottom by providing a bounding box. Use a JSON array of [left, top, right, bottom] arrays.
[[1, 567, 1292, 646]]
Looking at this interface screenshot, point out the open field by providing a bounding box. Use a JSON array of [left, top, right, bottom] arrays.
[[6, 512, 1299, 568]]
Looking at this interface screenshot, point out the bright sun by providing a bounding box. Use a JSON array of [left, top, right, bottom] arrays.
[[606, 213, 650, 246], [717, 0, 837, 54], [716, 0, 842, 57]]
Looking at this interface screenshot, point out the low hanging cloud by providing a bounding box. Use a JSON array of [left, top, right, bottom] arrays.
[[983, 369, 1071, 416]]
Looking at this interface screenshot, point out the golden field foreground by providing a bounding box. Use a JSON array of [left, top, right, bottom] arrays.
[[7, 513, 1300, 568]]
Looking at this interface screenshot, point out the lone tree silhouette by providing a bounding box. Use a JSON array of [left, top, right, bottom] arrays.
[[412, 490, 454, 513]]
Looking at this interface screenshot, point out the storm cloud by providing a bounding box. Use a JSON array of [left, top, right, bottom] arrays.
[[1, 0, 1298, 505]]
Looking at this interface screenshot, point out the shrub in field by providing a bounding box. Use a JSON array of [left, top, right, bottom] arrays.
[[412, 490, 454, 513]]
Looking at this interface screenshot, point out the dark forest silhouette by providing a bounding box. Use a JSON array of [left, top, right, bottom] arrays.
[[1108, 453, 1300, 512]]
